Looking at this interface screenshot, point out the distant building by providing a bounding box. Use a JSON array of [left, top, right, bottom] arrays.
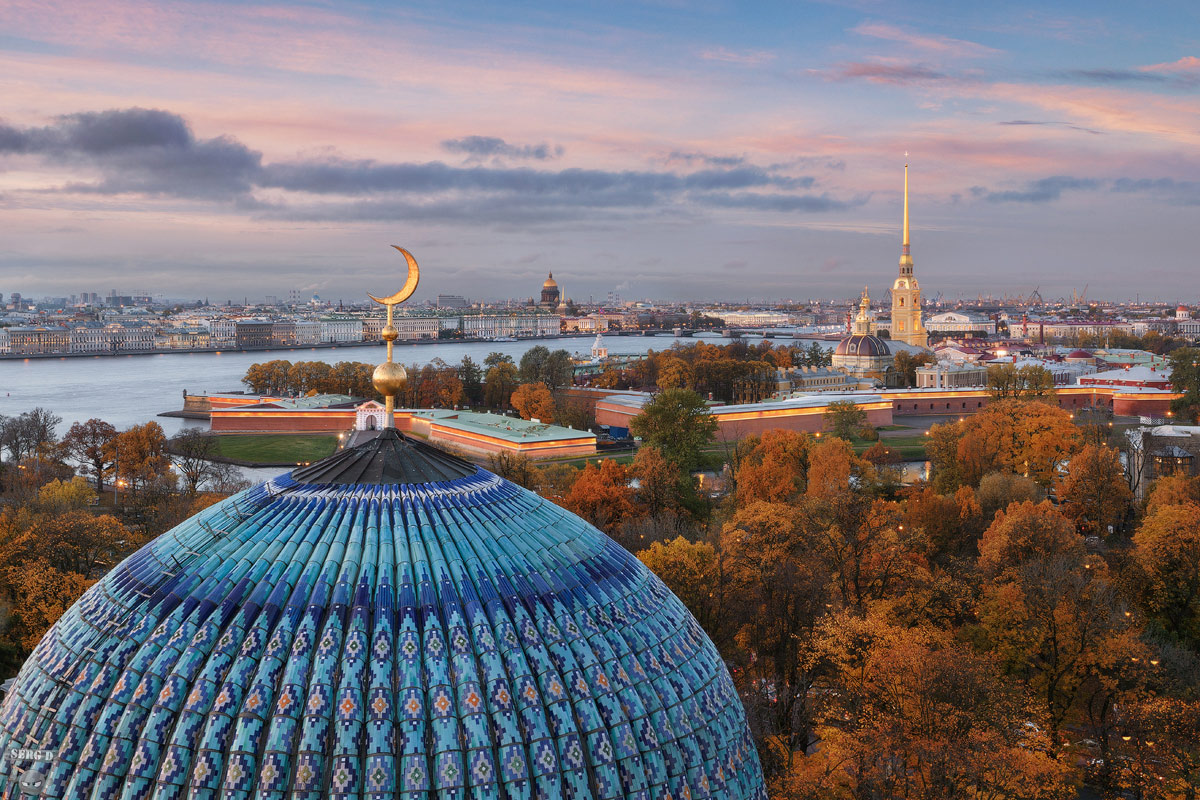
[[460, 313, 559, 339], [294, 320, 321, 344], [1127, 425, 1200, 499], [392, 317, 439, 340], [562, 315, 609, 333], [916, 361, 989, 389], [785, 366, 860, 392], [209, 318, 236, 348], [271, 321, 297, 345], [925, 311, 996, 336], [319, 317, 363, 343], [7, 326, 71, 355], [832, 289, 894, 383], [1078, 365, 1173, 391], [437, 294, 469, 309], [235, 320, 274, 348], [539, 273, 561, 308], [590, 333, 608, 361]]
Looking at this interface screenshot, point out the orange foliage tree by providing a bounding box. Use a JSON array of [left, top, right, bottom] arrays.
[[510, 382, 555, 422], [929, 400, 1080, 489], [1058, 444, 1131, 535], [1131, 502, 1200, 642], [559, 459, 636, 534], [732, 429, 809, 506]]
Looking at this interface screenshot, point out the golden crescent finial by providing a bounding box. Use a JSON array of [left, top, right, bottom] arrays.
[[367, 245, 420, 306]]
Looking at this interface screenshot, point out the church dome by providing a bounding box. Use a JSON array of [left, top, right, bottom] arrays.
[[834, 333, 891, 357], [542, 273, 558, 289], [0, 428, 764, 799]]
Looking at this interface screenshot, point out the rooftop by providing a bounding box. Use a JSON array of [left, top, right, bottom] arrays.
[[412, 409, 597, 442]]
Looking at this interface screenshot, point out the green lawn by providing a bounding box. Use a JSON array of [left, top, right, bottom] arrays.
[[849, 434, 928, 461], [211, 434, 338, 465]]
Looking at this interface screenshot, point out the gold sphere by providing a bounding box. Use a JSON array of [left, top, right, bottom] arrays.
[[381, 324, 398, 342], [373, 361, 407, 396]]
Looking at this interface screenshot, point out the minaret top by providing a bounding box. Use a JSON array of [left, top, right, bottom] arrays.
[[368, 245, 420, 428]]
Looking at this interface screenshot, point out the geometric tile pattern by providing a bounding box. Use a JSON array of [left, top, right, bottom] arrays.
[[0, 465, 766, 799]]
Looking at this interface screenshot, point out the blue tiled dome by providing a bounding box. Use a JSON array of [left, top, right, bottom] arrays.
[[0, 431, 764, 799]]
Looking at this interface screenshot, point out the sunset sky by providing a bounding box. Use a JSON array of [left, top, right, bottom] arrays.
[[1, 0, 1198, 303]]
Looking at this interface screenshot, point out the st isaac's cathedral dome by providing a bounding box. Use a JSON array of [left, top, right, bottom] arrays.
[[0, 431, 765, 798]]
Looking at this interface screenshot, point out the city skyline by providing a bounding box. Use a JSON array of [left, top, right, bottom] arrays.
[[1, 1, 1199, 301]]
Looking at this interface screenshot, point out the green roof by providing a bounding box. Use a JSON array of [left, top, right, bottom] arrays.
[[411, 409, 596, 442]]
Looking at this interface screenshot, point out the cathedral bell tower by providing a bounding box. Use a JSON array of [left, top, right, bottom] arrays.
[[891, 161, 928, 347]]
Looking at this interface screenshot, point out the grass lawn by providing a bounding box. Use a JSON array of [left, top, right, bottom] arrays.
[[849, 434, 928, 461], [211, 434, 338, 465]]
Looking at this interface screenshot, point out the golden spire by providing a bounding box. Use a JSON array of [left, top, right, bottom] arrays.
[[899, 157, 913, 275], [369, 245, 421, 428]]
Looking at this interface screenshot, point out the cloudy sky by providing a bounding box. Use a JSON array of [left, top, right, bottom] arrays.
[[1, 0, 1198, 304]]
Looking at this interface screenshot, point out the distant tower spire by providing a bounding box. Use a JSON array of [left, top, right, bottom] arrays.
[[899, 157, 912, 276], [891, 158, 927, 348]]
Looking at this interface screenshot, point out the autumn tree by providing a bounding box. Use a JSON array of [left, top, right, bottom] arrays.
[[457, 356, 483, 405], [62, 418, 117, 493], [976, 470, 1045, 519], [287, 360, 333, 394], [1132, 502, 1200, 643], [559, 460, 636, 534], [1058, 444, 1131, 536], [891, 349, 934, 388], [1167, 346, 1200, 423], [0, 408, 61, 463], [168, 428, 243, 495], [929, 400, 1079, 488], [797, 615, 1072, 800], [486, 451, 536, 488], [722, 501, 831, 761], [1144, 473, 1200, 513], [903, 484, 983, 561], [822, 400, 867, 440], [637, 537, 719, 631], [483, 361, 520, 409], [977, 501, 1134, 744], [629, 388, 717, 474], [656, 357, 694, 390], [4, 561, 94, 650], [988, 363, 1056, 400], [106, 422, 173, 495], [510, 382, 555, 422], [732, 430, 809, 506], [242, 359, 294, 394]]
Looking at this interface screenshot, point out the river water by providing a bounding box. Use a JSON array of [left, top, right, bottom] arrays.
[[0, 333, 828, 434]]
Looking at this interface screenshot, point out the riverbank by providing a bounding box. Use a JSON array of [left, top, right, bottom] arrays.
[[0, 332, 602, 361]]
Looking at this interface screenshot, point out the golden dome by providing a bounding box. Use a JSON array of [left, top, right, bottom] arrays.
[[542, 272, 558, 289]]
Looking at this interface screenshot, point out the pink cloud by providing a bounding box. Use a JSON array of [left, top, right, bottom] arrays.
[[1141, 56, 1200, 73], [698, 47, 776, 66], [851, 22, 1000, 59]]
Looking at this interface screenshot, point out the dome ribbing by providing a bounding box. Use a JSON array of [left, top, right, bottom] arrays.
[[0, 436, 765, 799]]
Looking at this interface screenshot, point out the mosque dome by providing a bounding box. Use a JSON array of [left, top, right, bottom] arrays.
[[834, 333, 890, 357], [0, 428, 764, 799]]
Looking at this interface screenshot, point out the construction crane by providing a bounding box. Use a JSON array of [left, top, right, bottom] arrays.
[[1072, 284, 1089, 306]]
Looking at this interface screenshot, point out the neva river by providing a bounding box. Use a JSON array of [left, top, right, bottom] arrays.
[[0, 333, 824, 435]]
